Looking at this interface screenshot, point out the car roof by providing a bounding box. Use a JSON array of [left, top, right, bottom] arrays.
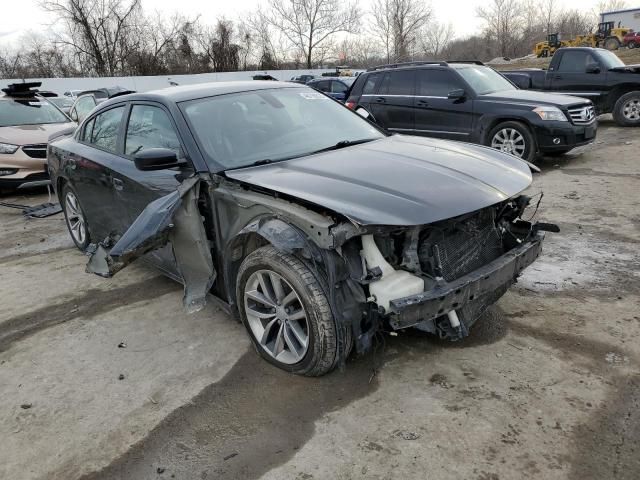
[[104, 81, 302, 104]]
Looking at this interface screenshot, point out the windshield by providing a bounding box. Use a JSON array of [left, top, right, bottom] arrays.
[[181, 87, 384, 170], [0, 97, 70, 127], [456, 66, 516, 95], [49, 97, 74, 108], [598, 50, 625, 69]]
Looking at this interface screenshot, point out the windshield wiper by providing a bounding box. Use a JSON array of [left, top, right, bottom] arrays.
[[309, 138, 378, 155]]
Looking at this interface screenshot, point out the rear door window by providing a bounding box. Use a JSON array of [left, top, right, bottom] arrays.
[[362, 74, 379, 94], [379, 71, 415, 96], [416, 70, 462, 97], [89, 106, 125, 153], [125, 105, 183, 158], [331, 81, 348, 94], [313, 81, 331, 92], [556, 51, 598, 73]]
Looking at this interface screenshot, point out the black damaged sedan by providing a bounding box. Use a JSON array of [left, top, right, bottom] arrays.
[[48, 81, 555, 376]]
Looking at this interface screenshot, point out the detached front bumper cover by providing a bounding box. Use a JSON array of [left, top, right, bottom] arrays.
[[388, 232, 544, 330]]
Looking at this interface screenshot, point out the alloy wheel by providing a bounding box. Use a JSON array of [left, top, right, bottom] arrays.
[[622, 98, 640, 121], [244, 269, 310, 364], [491, 128, 526, 158], [64, 191, 87, 245]]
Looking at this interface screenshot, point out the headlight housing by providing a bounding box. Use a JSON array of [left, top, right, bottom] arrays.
[[533, 106, 567, 122], [0, 142, 19, 154]]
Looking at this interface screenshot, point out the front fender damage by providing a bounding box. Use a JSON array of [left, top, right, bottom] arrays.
[[86, 175, 216, 313]]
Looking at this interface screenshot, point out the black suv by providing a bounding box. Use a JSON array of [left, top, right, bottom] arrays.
[[346, 61, 597, 161]]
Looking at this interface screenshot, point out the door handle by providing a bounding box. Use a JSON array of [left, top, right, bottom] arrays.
[[112, 177, 124, 191], [417, 99, 430, 107], [553, 75, 562, 80], [375, 97, 386, 103]]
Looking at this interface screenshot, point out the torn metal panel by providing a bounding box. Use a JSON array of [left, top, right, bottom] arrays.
[[170, 180, 216, 313], [86, 175, 216, 313]]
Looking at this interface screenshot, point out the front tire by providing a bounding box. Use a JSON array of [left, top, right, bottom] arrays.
[[604, 37, 620, 50], [487, 121, 536, 162], [236, 246, 340, 376], [613, 91, 640, 126], [61, 184, 91, 251]]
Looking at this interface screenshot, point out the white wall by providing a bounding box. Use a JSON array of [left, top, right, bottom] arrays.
[[1, 69, 350, 96]]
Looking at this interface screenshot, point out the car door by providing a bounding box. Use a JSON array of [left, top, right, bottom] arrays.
[[108, 102, 190, 275], [413, 69, 473, 140], [368, 70, 415, 133], [550, 50, 608, 110], [71, 95, 98, 123], [68, 105, 127, 241]]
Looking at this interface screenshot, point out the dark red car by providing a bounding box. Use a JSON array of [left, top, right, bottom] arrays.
[[623, 31, 640, 48]]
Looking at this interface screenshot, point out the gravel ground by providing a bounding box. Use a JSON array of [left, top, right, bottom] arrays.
[[0, 117, 638, 480]]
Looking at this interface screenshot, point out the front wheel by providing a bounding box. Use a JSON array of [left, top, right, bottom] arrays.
[[487, 121, 536, 162], [613, 91, 640, 127], [604, 37, 620, 50], [61, 184, 91, 251], [628, 41, 637, 49], [236, 246, 342, 376]]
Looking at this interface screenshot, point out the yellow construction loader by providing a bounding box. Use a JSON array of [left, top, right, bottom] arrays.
[[534, 33, 568, 58], [534, 22, 633, 57]]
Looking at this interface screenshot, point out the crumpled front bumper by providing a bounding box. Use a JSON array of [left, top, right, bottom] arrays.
[[387, 232, 544, 330]]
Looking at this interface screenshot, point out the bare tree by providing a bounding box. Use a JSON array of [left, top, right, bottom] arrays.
[[198, 19, 241, 72], [476, 0, 524, 57], [41, 0, 143, 76], [264, 0, 359, 68], [541, 0, 557, 35], [421, 21, 454, 58], [371, 0, 432, 63]]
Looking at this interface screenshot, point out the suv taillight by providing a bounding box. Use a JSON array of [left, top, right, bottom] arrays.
[[345, 101, 356, 109]]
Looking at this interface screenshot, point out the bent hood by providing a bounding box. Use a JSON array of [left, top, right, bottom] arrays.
[[225, 135, 533, 226]]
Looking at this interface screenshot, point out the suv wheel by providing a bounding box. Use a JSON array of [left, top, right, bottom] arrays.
[[62, 184, 91, 250], [236, 246, 342, 376], [613, 91, 640, 126], [487, 121, 536, 162]]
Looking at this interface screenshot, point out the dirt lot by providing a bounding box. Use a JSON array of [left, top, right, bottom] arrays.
[[1, 118, 639, 480]]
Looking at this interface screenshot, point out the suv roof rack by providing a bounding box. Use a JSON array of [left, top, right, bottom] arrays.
[[367, 61, 448, 72], [2, 82, 43, 97], [448, 60, 485, 66]]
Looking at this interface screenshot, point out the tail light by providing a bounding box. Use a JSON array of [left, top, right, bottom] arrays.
[[345, 101, 356, 109]]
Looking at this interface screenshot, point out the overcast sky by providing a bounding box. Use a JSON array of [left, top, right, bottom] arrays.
[[0, 0, 608, 47]]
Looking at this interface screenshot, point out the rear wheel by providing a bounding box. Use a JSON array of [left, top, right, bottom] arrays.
[[613, 91, 640, 127], [487, 121, 536, 162], [236, 246, 344, 376], [62, 184, 91, 251]]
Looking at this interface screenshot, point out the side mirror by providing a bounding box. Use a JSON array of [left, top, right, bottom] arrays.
[[134, 148, 185, 171], [586, 64, 601, 74], [447, 89, 466, 100]]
